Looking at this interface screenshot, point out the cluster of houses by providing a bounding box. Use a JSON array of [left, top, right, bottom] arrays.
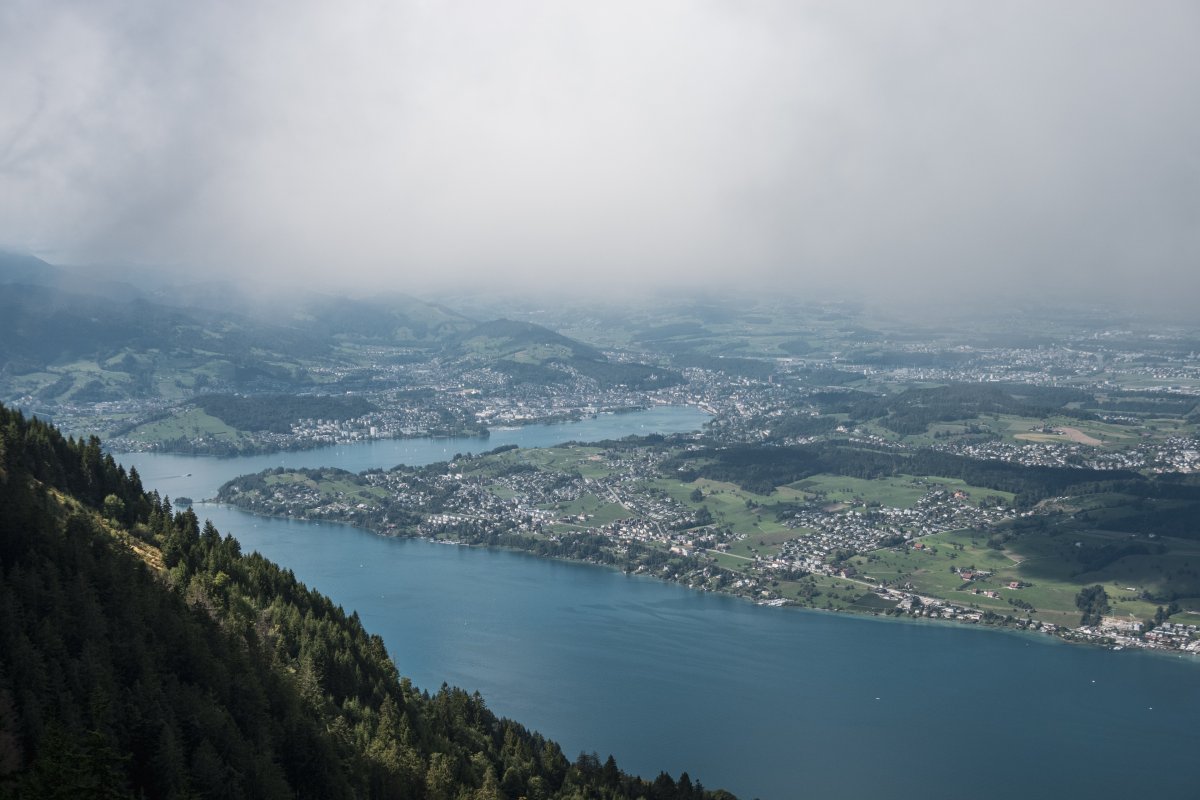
[[1073, 619, 1200, 652], [776, 489, 1016, 574], [937, 436, 1200, 474]]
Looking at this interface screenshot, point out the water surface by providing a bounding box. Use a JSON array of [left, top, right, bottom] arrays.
[[115, 406, 1199, 800], [119, 405, 710, 500]]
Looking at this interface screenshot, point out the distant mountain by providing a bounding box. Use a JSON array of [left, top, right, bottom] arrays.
[[0, 283, 206, 366], [0, 281, 327, 383], [0, 251, 153, 302], [0, 254, 482, 402], [0, 251, 476, 357], [0, 404, 735, 799], [0, 253, 678, 401], [0, 250, 66, 286]]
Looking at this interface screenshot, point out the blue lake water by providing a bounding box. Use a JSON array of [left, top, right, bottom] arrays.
[[117, 405, 712, 501], [115, 406, 1200, 800]]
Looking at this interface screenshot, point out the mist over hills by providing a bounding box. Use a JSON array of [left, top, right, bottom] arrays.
[[0, 251, 680, 412]]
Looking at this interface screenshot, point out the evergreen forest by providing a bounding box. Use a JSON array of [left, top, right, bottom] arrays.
[[0, 404, 732, 799]]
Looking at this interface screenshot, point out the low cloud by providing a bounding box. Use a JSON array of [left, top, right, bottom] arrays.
[[2, 1, 1198, 309]]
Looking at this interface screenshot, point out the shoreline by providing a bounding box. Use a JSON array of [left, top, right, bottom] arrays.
[[200, 500, 1198, 658], [104, 403, 664, 459], [106, 427, 493, 460]]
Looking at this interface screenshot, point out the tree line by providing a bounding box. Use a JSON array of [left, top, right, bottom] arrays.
[[809, 383, 1097, 436], [662, 441, 1157, 505]]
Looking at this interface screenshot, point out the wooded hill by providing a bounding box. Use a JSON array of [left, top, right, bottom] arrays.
[[0, 405, 733, 799], [807, 384, 1097, 436], [194, 394, 379, 434], [663, 440, 1200, 527]]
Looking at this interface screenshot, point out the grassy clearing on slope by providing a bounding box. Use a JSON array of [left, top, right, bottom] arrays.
[[127, 406, 242, 443], [651, 478, 797, 538], [264, 471, 388, 503], [543, 493, 631, 526], [789, 474, 1015, 508], [500, 445, 614, 478]]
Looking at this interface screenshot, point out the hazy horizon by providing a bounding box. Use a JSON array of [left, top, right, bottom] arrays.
[[3, 1, 1198, 311]]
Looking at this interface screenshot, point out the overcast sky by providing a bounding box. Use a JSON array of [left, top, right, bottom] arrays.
[[2, 1, 1197, 307]]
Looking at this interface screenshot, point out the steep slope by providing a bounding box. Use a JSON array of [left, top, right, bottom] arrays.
[[0, 280, 330, 402], [0, 251, 67, 286], [0, 405, 734, 799], [0, 253, 474, 403]]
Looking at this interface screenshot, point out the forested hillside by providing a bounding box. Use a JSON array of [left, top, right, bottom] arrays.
[[194, 394, 378, 433], [0, 405, 733, 799]]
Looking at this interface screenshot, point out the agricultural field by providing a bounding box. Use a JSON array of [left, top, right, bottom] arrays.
[[849, 519, 1200, 628], [492, 445, 615, 478], [544, 494, 631, 529]]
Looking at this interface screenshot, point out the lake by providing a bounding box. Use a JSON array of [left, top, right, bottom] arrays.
[[117, 405, 712, 502], [115, 406, 1200, 800]]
